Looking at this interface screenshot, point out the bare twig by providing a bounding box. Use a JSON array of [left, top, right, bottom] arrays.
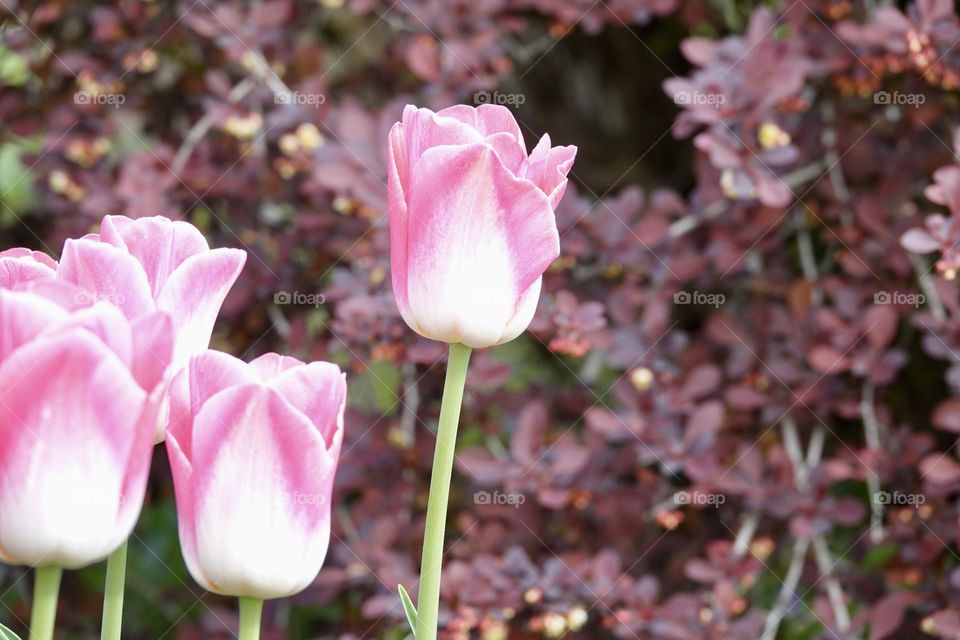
[[795, 208, 824, 306], [668, 161, 827, 239], [781, 417, 807, 486], [861, 381, 885, 543], [909, 253, 947, 322], [763, 421, 844, 638], [812, 534, 852, 632], [172, 77, 257, 174], [821, 102, 852, 225], [760, 536, 811, 640], [732, 511, 760, 558]]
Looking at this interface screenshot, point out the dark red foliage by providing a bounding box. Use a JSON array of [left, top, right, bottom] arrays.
[[4, 0, 960, 638]]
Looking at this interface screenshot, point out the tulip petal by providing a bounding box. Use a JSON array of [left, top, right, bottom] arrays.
[[523, 135, 577, 208], [249, 352, 305, 379], [155, 248, 246, 366], [403, 143, 559, 347], [400, 105, 484, 175], [0, 290, 67, 362], [51, 301, 133, 370], [267, 362, 346, 449], [167, 350, 255, 458], [100, 215, 211, 295], [130, 311, 174, 392], [165, 430, 204, 586], [437, 105, 528, 173], [0, 248, 57, 289], [59, 238, 156, 319], [0, 329, 146, 568], [438, 104, 525, 144], [496, 276, 543, 346], [188, 385, 335, 598], [388, 122, 413, 326]]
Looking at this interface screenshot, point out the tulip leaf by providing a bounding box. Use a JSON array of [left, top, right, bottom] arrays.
[[0, 623, 23, 640], [397, 584, 418, 636]]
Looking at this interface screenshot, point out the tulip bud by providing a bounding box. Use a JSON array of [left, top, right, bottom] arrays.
[[58, 215, 246, 440], [166, 351, 346, 599], [0, 284, 172, 568], [388, 104, 576, 348]]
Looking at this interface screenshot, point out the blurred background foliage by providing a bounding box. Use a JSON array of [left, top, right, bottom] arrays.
[[5, 0, 960, 638]]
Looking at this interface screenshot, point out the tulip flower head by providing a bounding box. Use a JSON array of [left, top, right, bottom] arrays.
[[58, 215, 246, 370], [388, 104, 576, 348], [0, 282, 173, 569], [56, 215, 246, 442], [166, 351, 346, 600]]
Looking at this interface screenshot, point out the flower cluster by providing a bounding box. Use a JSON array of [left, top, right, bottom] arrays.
[[7, 0, 960, 639], [0, 215, 346, 637]]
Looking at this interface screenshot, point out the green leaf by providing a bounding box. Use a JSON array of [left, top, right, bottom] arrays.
[[397, 584, 417, 637], [0, 622, 23, 640], [0, 143, 36, 226], [0, 45, 30, 87], [349, 360, 403, 414]]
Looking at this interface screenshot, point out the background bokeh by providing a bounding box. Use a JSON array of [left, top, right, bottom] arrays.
[[3, 0, 960, 638]]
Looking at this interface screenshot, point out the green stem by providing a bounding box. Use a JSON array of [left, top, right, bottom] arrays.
[[238, 597, 263, 640], [415, 342, 472, 640], [29, 566, 62, 640], [100, 540, 128, 640]]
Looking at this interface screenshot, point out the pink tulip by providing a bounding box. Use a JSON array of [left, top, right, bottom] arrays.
[[0, 247, 57, 289], [58, 215, 246, 369], [0, 282, 172, 568], [388, 104, 576, 348], [165, 350, 346, 599]]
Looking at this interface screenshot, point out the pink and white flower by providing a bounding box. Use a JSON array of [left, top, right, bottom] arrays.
[[388, 104, 576, 348], [58, 215, 246, 369], [166, 350, 346, 599], [0, 283, 172, 568]]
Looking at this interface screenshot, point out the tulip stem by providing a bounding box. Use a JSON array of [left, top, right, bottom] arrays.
[[238, 597, 263, 640], [415, 342, 472, 640], [100, 540, 128, 640], [29, 566, 62, 640]]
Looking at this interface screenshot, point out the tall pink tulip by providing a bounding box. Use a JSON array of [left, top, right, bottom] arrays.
[[165, 350, 345, 604], [388, 104, 576, 349], [58, 215, 246, 369], [0, 283, 172, 569], [387, 104, 576, 640]]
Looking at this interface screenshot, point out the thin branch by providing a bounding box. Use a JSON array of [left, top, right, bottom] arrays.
[[760, 536, 811, 640], [812, 534, 852, 632], [909, 253, 947, 322], [172, 78, 257, 174], [795, 208, 824, 306], [821, 101, 852, 225], [732, 511, 760, 558], [861, 380, 885, 543], [668, 161, 827, 239]]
